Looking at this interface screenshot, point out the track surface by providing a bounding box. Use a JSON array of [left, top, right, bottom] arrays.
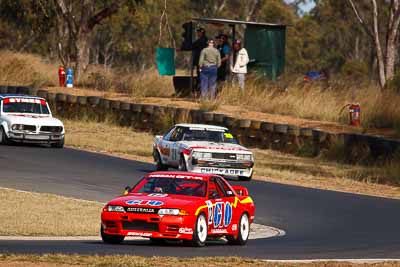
[[1, 145, 400, 259]]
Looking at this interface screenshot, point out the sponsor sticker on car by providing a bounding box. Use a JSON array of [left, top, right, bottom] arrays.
[[200, 168, 245, 176], [125, 200, 164, 206], [127, 232, 153, 237]]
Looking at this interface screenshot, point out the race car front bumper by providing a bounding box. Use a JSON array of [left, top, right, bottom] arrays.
[[101, 211, 196, 240], [189, 159, 253, 178], [8, 131, 64, 143]]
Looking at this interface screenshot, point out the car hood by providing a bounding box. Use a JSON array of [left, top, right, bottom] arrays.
[[179, 141, 251, 154], [107, 193, 204, 210], [2, 114, 63, 126]]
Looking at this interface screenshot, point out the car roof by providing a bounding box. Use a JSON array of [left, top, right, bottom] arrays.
[[0, 94, 45, 100], [145, 171, 217, 181], [175, 123, 228, 131]]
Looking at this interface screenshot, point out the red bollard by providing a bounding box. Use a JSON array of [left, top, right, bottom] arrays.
[[58, 66, 66, 87], [349, 103, 361, 127]]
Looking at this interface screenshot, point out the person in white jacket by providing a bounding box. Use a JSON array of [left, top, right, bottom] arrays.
[[231, 39, 249, 91]]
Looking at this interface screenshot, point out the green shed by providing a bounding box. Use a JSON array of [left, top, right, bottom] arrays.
[[193, 18, 286, 80]]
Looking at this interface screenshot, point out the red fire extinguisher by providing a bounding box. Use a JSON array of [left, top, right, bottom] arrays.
[[349, 103, 361, 127], [58, 66, 66, 87]]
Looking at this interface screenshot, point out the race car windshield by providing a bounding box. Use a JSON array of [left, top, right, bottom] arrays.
[[182, 129, 238, 144], [133, 177, 206, 197], [3, 99, 50, 114]]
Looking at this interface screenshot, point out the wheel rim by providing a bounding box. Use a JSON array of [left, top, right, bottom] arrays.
[[197, 215, 207, 243], [240, 214, 250, 241]]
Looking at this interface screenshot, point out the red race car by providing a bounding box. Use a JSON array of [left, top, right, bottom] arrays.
[[101, 171, 255, 247]]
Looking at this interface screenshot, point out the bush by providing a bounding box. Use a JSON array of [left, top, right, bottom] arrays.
[[340, 60, 369, 81]]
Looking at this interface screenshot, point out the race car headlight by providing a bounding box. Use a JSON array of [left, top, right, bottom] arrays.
[[11, 124, 24, 131], [158, 209, 188, 216], [237, 154, 253, 161], [192, 152, 212, 159], [107, 205, 125, 212]]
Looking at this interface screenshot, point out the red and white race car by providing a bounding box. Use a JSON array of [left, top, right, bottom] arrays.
[[101, 171, 255, 247], [153, 124, 254, 181]]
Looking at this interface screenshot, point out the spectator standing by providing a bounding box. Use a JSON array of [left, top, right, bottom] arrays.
[[216, 34, 231, 82], [192, 28, 208, 78], [199, 39, 221, 99], [231, 40, 249, 91]]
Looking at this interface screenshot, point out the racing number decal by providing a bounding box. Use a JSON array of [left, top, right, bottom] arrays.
[[206, 200, 213, 225], [171, 148, 177, 161], [213, 203, 223, 227], [224, 202, 232, 227], [206, 201, 233, 228]]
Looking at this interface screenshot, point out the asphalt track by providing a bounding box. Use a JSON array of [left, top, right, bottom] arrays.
[[1, 145, 400, 260]]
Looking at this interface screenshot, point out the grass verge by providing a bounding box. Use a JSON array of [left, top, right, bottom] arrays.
[[63, 119, 400, 199], [0, 188, 102, 236], [1, 254, 399, 267]]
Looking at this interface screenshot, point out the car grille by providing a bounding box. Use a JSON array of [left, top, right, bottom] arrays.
[[40, 126, 63, 133], [21, 125, 36, 132], [122, 220, 159, 231], [211, 153, 237, 160], [124, 207, 159, 214]]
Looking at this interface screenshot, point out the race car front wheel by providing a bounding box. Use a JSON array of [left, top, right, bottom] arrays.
[[178, 155, 187, 171], [227, 213, 250, 246], [190, 213, 207, 247], [0, 127, 10, 145], [154, 151, 168, 171], [101, 225, 124, 244]]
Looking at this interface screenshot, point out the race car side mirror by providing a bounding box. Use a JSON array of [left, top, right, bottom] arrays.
[[232, 186, 249, 196], [123, 186, 131, 195]]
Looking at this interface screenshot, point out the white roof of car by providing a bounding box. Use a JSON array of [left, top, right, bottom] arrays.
[[175, 123, 228, 131]]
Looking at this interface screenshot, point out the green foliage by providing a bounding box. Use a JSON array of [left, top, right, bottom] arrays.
[[0, 0, 398, 81], [340, 60, 369, 81], [386, 71, 400, 93]]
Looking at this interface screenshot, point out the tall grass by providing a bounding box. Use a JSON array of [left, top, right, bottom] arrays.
[[217, 76, 400, 133], [79, 65, 174, 98], [0, 51, 57, 87], [1, 51, 400, 134]]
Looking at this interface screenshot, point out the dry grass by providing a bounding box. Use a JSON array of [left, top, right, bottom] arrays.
[[216, 78, 400, 134], [78, 65, 175, 98], [0, 51, 57, 88], [64, 119, 154, 162], [0, 188, 102, 236], [62, 118, 400, 199], [2, 50, 400, 135], [1, 255, 400, 267]]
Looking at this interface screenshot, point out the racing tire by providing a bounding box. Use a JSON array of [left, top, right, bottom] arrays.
[[238, 175, 252, 181], [190, 213, 208, 247], [227, 213, 250, 246], [178, 155, 187, 171], [154, 151, 168, 171], [101, 225, 124, 244], [0, 127, 10, 145], [51, 137, 64, 148]]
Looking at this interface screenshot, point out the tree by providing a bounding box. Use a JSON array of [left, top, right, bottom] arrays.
[[52, 0, 139, 80], [348, 0, 400, 88]]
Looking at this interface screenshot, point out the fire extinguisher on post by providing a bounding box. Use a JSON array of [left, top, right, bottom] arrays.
[[349, 103, 361, 127], [58, 66, 66, 87]]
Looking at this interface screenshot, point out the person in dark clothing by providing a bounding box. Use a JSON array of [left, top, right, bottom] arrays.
[[216, 34, 231, 82], [192, 28, 208, 79]]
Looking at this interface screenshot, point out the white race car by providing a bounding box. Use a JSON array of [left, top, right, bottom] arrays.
[[153, 124, 254, 181], [0, 94, 65, 148]]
